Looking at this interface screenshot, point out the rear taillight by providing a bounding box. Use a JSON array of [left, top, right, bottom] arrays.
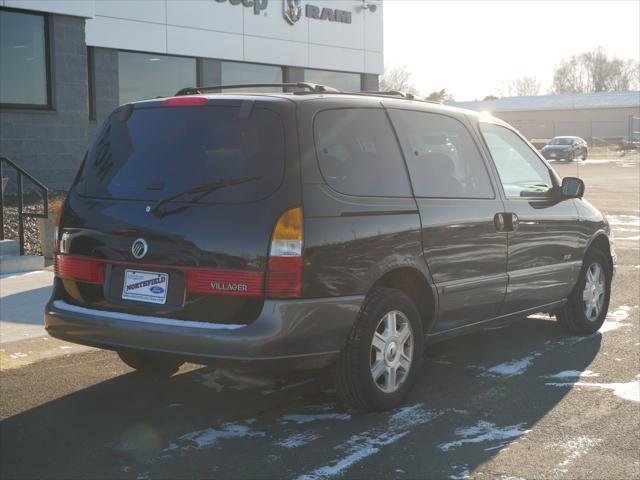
[[267, 207, 303, 298], [53, 214, 61, 254], [55, 254, 104, 284], [161, 96, 208, 107]]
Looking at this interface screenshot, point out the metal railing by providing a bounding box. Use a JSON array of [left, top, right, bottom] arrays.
[[0, 157, 49, 255]]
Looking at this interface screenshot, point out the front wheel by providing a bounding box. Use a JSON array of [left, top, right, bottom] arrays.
[[333, 287, 424, 411], [118, 351, 183, 376], [556, 248, 612, 334]]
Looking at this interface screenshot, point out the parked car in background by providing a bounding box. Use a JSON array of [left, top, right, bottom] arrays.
[[541, 136, 588, 161], [45, 86, 615, 411]]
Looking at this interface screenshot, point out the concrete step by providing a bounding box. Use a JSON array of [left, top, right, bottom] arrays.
[[0, 240, 19, 256], [0, 255, 45, 275]]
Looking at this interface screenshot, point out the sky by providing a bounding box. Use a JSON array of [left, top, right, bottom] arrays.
[[383, 0, 640, 101]]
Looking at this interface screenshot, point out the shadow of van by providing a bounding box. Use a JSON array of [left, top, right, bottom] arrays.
[[0, 315, 601, 479]]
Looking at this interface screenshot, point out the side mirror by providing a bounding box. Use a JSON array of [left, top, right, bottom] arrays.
[[561, 177, 585, 199]]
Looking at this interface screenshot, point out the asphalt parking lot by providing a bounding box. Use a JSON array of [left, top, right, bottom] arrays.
[[1, 155, 638, 480]]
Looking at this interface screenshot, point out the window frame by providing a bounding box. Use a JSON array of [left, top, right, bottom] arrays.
[[388, 108, 498, 200], [0, 7, 52, 110], [312, 107, 413, 199], [478, 120, 560, 200]]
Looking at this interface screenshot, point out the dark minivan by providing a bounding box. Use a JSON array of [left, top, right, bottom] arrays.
[[45, 84, 615, 411]]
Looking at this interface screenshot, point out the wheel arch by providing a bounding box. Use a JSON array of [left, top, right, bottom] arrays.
[[585, 231, 614, 274], [368, 266, 437, 336]]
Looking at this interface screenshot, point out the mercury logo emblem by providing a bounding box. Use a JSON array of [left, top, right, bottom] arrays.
[[131, 238, 148, 259]]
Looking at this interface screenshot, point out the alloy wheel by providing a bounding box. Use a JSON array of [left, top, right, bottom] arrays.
[[582, 262, 606, 322], [370, 310, 414, 393]]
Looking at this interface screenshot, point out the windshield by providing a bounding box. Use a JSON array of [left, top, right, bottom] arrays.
[[550, 138, 573, 145], [76, 105, 285, 203]]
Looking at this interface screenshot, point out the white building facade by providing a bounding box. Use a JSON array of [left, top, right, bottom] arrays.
[[0, 0, 383, 188]]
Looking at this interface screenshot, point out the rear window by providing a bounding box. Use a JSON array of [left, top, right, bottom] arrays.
[[76, 105, 285, 203]]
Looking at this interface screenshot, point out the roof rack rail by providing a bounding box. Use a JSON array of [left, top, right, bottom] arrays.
[[358, 91, 443, 104], [175, 82, 339, 96]]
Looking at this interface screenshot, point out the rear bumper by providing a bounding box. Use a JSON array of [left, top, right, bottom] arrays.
[[45, 294, 364, 371], [542, 151, 574, 160]]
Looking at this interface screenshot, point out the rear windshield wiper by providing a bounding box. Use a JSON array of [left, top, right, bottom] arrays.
[[151, 176, 261, 218]]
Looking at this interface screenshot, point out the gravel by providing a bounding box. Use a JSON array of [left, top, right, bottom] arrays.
[[1, 194, 65, 257]]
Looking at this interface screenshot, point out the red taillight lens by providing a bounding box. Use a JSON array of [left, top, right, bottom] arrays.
[[55, 255, 104, 284], [266, 256, 302, 298], [186, 269, 264, 297], [161, 96, 208, 107], [267, 208, 303, 298]]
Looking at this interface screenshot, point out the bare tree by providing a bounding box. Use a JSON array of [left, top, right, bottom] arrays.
[[552, 47, 640, 93], [499, 76, 541, 97], [379, 64, 419, 95], [425, 89, 454, 103]]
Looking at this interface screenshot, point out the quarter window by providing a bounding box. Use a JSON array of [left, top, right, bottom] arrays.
[[314, 108, 411, 197], [0, 9, 49, 107], [480, 123, 554, 198], [118, 51, 196, 104], [389, 110, 494, 198]]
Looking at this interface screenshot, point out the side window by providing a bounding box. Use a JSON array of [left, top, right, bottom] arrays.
[[480, 123, 554, 198], [389, 110, 494, 198], [314, 109, 411, 197]]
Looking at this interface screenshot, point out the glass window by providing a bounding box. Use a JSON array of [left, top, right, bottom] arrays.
[[118, 51, 196, 104], [221, 61, 283, 92], [305, 69, 361, 92], [390, 110, 494, 198], [314, 108, 411, 197], [77, 105, 285, 204], [480, 123, 554, 198], [0, 9, 48, 106]]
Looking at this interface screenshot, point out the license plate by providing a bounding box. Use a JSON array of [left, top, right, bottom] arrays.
[[550, 153, 556, 157], [122, 269, 169, 304]]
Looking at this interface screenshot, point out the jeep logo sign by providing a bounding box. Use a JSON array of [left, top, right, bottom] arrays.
[[214, 0, 268, 15], [214, 0, 352, 25]]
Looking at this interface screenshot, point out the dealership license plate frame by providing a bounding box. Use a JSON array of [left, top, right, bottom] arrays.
[[122, 269, 169, 305]]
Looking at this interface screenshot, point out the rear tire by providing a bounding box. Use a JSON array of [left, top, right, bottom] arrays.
[[333, 287, 423, 411], [118, 351, 183, 376], [556, 248, 611, 335]]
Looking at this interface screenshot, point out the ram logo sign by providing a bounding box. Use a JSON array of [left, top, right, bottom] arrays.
[[283, 0, 302, 24]]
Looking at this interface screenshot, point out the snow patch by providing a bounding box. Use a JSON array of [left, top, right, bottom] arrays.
[[276, 432, 321, 449], [544, 370, 599, 379], [281, 413, 351, 424], [195, 371, 225, 392], [438, 421, 530, 452], [600, 305, 632, 333], [547, 380, 640, 402], [483, 354, 539, 377], [163, 423, 265, 453], [548, 436, 600, 477], [607, 215, 640, 227], [449, 465, 471, 480], [296, 404, 440, 480]]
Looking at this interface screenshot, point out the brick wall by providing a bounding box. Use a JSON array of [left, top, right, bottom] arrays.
[[0, 13, 88, 192]]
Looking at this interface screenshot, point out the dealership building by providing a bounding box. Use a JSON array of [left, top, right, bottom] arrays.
[[0, 0, 383, 190], [454, 91, 640, 145]]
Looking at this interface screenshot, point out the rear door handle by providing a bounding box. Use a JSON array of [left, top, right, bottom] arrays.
[[494, 212, 506, 232], [495, 212, 519, 232]]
